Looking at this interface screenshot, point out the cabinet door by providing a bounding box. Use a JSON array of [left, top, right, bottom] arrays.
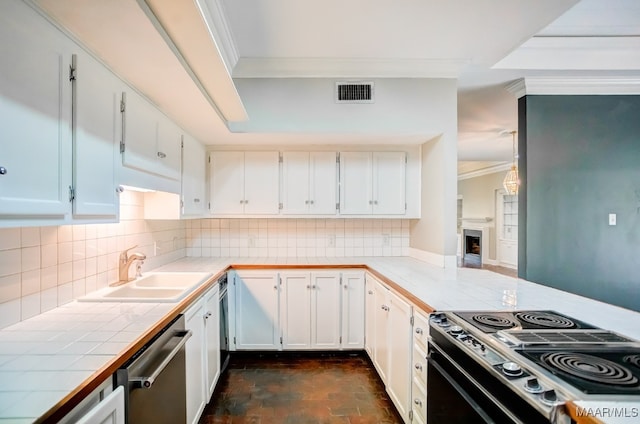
[[372, 152, 406, 215], [185, 299, 206, 424], [281, 272, 311, 349], [310, 272, 341, 349], [281, 151, 310, 215], [387, 290, 412, 422], [182, 134, 206, 217], [209, 151, 244, 214], [341, 272, 365, 349], [339, 152, 372, 215], [234, 271, 280, 350], [204, 285, 220, 399], [309, 152, 337, 215], [72, 51, 119, 218], [243, 151, 280, 214], [364, 275, 376, 357], [74, 386, 125, 424], [373, 280, 390, 381], [0, 1, 72, 217], [121, 89, 159, 175], [156, 116, 182, 181]]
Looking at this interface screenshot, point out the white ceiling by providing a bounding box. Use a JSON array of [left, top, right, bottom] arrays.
[[30, 0, 640, 172]]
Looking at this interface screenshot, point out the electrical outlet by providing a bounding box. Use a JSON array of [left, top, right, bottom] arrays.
[[609, 213, 617, 226], [382, 234, 390, 246], [327, 234, 336, 247], [248, 235, 257, 248]]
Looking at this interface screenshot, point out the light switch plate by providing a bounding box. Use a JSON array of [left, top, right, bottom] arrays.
[[609, 213, 617, 226]]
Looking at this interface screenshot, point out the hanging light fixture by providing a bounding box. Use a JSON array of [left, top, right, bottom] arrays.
[[503, 130, 519, 195]]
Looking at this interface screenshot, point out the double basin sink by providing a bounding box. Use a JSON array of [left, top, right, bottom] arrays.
[[79, 272, 213, 303]]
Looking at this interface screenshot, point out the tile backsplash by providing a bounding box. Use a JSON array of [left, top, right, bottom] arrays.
[[1, 194, 411, 328], [0, 192, 186, 329], [185, 218, 410, 258]]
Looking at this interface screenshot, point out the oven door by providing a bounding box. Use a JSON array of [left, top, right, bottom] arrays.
[[427, 339, 558, 424]]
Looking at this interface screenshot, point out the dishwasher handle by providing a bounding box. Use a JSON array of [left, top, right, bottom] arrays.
[[130, 329, 192, 389]]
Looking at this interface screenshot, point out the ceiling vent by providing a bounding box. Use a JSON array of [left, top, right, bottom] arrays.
[[335, 82, 374, 104]]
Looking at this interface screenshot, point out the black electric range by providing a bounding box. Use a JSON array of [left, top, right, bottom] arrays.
[[428, 310, 640, 423]]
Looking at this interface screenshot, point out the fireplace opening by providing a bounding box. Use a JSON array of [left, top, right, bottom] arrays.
[[463, 229, 482, 266]]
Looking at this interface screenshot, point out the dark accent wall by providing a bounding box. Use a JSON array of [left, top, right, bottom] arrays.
[[519, 95, 640, 312]]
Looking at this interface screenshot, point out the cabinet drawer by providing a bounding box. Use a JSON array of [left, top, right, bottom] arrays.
[[411, 378, 427, 423], [412, 344, 427, 386], [413, 310, 429, 350]]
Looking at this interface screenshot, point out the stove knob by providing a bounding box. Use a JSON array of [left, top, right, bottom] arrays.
[[480, 345, 486, 353], [450, 325, 463, 335], [524, 378, 543, 393], [440, 316, 449, 325], [541, 389, 557, 404]]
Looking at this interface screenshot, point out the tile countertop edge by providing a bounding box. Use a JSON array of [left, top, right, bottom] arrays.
[[2, 256, 639, 423]]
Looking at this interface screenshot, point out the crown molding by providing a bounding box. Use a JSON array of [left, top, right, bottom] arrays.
[[506, 77, 640, 98], [232, 57, 468, 78], [195, 0, 239, 70], [458, 162, 511, 181]]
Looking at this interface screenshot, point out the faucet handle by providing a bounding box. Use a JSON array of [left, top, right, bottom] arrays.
[[120, 245, 139, 261]]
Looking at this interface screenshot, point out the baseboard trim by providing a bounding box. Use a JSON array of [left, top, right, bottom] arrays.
[[409, 248, 457, 268]]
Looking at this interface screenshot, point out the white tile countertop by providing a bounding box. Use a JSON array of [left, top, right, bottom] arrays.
[[1, 256, 639, 423]]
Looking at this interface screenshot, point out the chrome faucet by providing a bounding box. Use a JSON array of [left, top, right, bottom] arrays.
[[115, 245, 147, 285]]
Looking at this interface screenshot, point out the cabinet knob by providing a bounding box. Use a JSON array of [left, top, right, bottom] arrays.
[[157, 151, 166, 158], [414, 399, 423, 407], [115, 185, 124, 193], [306, 285, 311, 289], [193, 198, 200, 203], [374, 200, 378, 205], [305, 200, 309, 205], [0, 166, 6, 175], [369, 200, 373, 205], [310, 200, 314, 205], [344, 284, 348, 289], [204, 312, 212, 320], [415, 328, 423, 335], [273, 285, 278, 290], [312, 284, 317, 289], [368, 290, 374, 295], [414, 363, 423, 371]]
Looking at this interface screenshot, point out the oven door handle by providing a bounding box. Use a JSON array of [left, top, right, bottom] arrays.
[[130, 329, 192, 389], [428, 342, 524, 424]]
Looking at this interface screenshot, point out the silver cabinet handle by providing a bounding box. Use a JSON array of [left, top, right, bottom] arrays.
[[368, 290, 374, 295], [305, 200, 309, 204], [310, 200, 314, 205], [157, 151, 166, 158], [381, 305, 389, 311], [344, 284, 348, 289], [306, 285, 311, 289], [312, 284, 317, 289], [204, 312, 212, 320], [369, 200, 373, 205], [415, 328, 423, 335], [193, 198, 200, 203], [0, 166, 6, 175], [415, 363, 423, 371], [414, 398, 423, 406], [374, 200, 378, 205], [130, 330, 191, 389], [116, 185, 124, 193]]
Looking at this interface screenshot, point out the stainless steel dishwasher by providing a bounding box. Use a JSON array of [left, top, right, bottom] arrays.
[[116, 315, 191, 424]]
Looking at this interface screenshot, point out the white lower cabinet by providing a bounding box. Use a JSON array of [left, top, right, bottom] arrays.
[[281, 271, 342, 349], [369, 274, 413, 423], [204, 285, 221, 399], [364, 275, 376, 357], [341, 272, 365, 349], [233, 269, 364, 351], [411, 310, 429, 423], [185, 298, 206, 424], [233, 271, 281, 350], [60, 379, 124, 424]]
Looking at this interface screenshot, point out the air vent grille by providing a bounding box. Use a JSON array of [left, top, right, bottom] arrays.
[[335, 82, 374, 103]]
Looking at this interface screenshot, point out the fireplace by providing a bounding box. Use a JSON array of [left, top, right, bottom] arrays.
[[463, 229, 482, 266]]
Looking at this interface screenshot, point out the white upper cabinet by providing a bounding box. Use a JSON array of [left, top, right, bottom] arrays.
[[120, 90, 181, 182], [209, 151, 279, 215], [0, 1, 72, 218], [72, 51, 119, 218], [181, 134, 206, 217], [340, 151, 406, 215], [281, 151, 337, 215]]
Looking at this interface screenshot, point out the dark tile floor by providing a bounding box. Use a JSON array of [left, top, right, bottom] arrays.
[[199, 352, 403, 424]]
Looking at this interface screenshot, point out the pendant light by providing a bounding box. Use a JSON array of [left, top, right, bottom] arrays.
[[503, 130, 519, 195]]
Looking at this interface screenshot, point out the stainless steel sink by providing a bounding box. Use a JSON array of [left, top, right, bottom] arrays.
[[78, 272, 212, 303]]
